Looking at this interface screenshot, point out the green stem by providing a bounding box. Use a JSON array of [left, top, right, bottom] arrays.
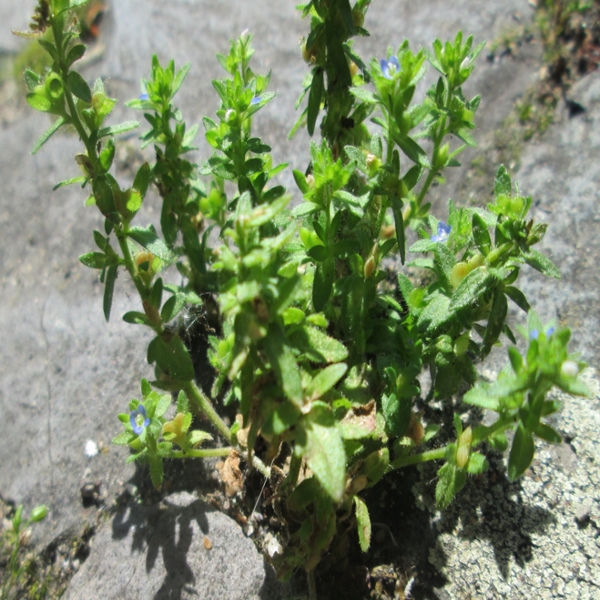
[[183, 380, 233, 445], [414, 83, 456, 210], [171, 447, 233, 459], [388, 446, 447, 470], [114, 226, 148, 299]]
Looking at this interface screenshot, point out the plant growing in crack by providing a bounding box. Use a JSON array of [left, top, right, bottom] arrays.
[[16, 0, 590, 596]]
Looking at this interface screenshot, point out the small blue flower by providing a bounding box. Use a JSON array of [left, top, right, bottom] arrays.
[[139, 92, 149, 101], [250, 95, 262, 106], [130, 405, 150, 435], [431, 221, 451, 243], [530, 326, 554, 341], [380, 56, 400, 80]]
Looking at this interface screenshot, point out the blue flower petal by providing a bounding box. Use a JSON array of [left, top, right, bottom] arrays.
[[431, 221, 451, 243], [530, 329, 539, 340], [130, 405, 150, 435], [380, 55, 400, 79]]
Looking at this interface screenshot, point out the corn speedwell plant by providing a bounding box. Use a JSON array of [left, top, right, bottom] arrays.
[[17, 0, 589, 594]]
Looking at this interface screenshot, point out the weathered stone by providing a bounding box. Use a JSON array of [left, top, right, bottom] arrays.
[[62, 492, 288, 600]]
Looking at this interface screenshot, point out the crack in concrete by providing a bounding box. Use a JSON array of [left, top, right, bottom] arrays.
[[40, 295, 55, 500]]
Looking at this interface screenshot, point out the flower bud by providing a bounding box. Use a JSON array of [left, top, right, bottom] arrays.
[[301, 40, 317, 64], [561, 360, 578, 378], [456, 445, 470, 469], [347, 474, 368, 495], [366, 153, 381, 177], [467, 253, 485, 270], [30, 505, 49, 523], [351, 7, 365, 27], [459, 426, 473, 447], [450, 261, 470, 289], [364, 255, 376, 279], [454, 332, 470, 356]]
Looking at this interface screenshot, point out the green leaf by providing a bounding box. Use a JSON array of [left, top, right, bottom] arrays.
[[508, 424, 534, 481], [133, 162, 151, 197], [92, 176, 116, 215], [381, 392, 411, 438], [450, 267, 496, 312], [122, 311, 153, 326], [354, 496, 371, 552], [99, 138, 115, 171], [393, 133, 431, 168], [349, 86, 378, 104], [494, 165, 512, 197], [112, 431, 136, 445], [97, 121, 140, 139], [262, 324, 303, 407], [435, 461, 466, 509], [433, 242, 455, 290], [391, 198, 406, 264], [38, 39, 59, 61], [103, 264, 118, 321], [172, 63, 191, 98], [466, 452, 488, 475], [463, 383, 500, 411], [290, 325, 349, 363], [147, 334, 195, 381], [313, 259, 334, 311], [523, 250, 561, 279], [32, 116, 66, 154], [472, 213, 491, 255], [66, 44, 86, 66], [79, 251, 106, 269], [362, 448, 389, 488], [263, 399, 301, 436], [307, 68, 324, 136], [23, 69, 41, 92], [417, 292, 451, 333], [482, 288, 508, 355], [127, 226, 176, 263], [149, 455, 164, 489], [305, 363, 347, 401], [504, 285, 530, 313], [533, 422, 562, 444], [292, 202, 322, 218], [66, 71, 92, 103], [292, 169, 310, 193], [307, 245, 328, 262], [188, 430, 213, 446], [155, 394, 171, 418], [299, 405, 346, 502], [53, 176, 85, 190], [160, 294, 185, 323], [26, 92, 52, 113]]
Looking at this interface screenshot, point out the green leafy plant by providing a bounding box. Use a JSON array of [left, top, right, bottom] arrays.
[[16, 0, 590, 596], [1, 505, 48, 600]]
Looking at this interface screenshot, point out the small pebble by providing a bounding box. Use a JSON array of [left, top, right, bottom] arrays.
[[84, 440, 98, 457]]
